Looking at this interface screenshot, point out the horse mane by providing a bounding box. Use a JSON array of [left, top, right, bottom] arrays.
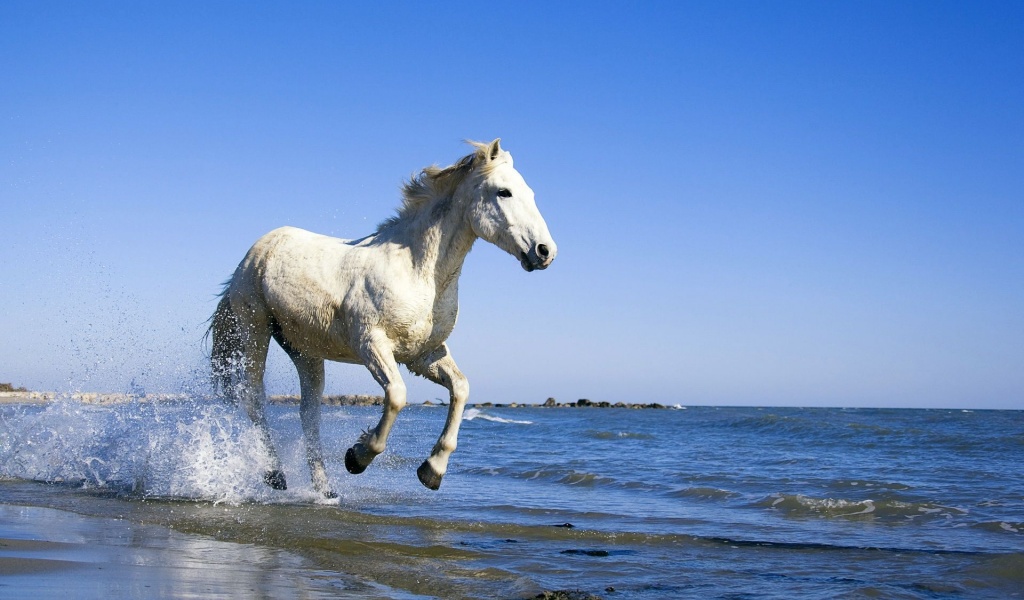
[[377, 140, 503, 232]]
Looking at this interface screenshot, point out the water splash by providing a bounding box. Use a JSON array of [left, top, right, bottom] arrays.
[[0, 398, 306, 505]]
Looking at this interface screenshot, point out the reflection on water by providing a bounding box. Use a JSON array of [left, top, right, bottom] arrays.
[[0, 504, 416, 599]]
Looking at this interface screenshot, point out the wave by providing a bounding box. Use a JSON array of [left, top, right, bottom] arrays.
[[668, 486, 740, 501], [824, 479, 913, 492], [523, 467, 616, 488], [463, 408, 532, 425], [725, 413, 842, 441], [973, 520, 1024, 534], [461, 465, 623, 489], [724, 410, 921, 444], [754, 493, 972, 522]]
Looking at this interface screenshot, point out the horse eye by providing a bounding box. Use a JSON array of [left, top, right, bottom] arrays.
[[496, 188, 512, 198]]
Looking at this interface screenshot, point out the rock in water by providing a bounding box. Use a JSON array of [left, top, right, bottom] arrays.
[[533, 591, 604, 600]]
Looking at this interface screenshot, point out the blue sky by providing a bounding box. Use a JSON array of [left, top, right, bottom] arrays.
[[2, 2, 1022, 408]]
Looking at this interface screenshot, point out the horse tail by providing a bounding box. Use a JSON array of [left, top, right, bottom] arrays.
[[208, 291, 243, 399]]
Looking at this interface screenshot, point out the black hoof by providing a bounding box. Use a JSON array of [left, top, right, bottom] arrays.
[[345, 447, 367, 475], [264, 470, 287, 490], [416, 461, 443, 491], [322, 490, 338, 500]]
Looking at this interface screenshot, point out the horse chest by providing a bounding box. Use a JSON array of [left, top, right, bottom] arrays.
[[387, 289, 458, 359], [403, 296, 460, 348]]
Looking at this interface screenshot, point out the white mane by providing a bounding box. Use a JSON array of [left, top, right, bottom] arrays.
[[379, 140, 511, 231]]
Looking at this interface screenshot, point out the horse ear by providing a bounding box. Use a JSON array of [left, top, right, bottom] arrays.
[[487, 138, 502, 161]]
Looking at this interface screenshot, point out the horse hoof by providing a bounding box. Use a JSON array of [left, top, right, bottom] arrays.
[[322, 490, 338, 500], [264, 470, 287, 490], [416, 461, 443, 491], [345, 448, 367, 474]]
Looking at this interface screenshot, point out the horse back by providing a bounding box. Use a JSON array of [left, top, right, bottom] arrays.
[[230, 226, 449, 364]]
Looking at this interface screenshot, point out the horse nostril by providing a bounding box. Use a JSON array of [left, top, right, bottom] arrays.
[[537, 244, 549, 259]]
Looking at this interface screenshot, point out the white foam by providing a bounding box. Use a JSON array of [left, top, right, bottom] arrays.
[[840, 500, 876, 516], [463, 408, 532, 425]]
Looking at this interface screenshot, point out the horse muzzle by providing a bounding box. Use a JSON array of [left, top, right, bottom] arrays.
[[519, 242, 556, 272]]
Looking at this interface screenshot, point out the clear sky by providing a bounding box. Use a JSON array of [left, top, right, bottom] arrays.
[[2, 2, 1022, 409]]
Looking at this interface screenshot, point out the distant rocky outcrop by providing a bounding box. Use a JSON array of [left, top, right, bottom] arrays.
[[475, 398, 671, 409], [268, 394, 384, 406], [0, 389, 672, 410]]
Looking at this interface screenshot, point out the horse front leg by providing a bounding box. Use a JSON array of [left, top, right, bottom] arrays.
[[408, 344, 469, 490], [345, 331, 406, 475]]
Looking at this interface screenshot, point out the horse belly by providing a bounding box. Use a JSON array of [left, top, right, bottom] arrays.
[[268, 297, 361, 362], [257, 235, 363, 362]]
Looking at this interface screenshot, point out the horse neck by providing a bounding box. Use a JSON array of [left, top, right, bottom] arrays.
[[394, 197, 477, 290]]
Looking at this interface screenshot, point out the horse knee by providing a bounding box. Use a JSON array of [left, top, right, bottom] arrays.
[[451, 377, 469, 404], [385, 381, 407, 412]]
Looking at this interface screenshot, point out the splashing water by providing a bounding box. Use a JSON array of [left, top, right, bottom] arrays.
[[0, 398, 310, 505]]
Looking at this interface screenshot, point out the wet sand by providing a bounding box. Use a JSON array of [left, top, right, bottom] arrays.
[[0, 504, 400, 599]]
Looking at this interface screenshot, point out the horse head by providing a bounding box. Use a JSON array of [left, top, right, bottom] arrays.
[[464, 139, 557, 272]]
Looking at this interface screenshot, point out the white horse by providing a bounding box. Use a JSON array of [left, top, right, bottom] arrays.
[[210, 139, 556, 498]]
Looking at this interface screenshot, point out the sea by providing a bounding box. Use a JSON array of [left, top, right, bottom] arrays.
[[1, 400, 1022, 599]]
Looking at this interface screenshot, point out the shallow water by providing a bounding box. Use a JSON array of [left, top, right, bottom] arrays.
[[0, 503, 388, 599], [1, 401, 1022, 598]]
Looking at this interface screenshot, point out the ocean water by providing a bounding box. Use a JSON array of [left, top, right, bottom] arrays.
[[1, 400, 1022, 599]]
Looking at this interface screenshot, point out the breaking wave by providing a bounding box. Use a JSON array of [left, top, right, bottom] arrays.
[[754, 493, 973, 522], [463, 408, 532, 425]]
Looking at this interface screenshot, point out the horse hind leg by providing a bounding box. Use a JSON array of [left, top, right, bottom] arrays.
[[242, 338, 288, 490], [408, 344, 469, 491], [212, 295, 287, 490]]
